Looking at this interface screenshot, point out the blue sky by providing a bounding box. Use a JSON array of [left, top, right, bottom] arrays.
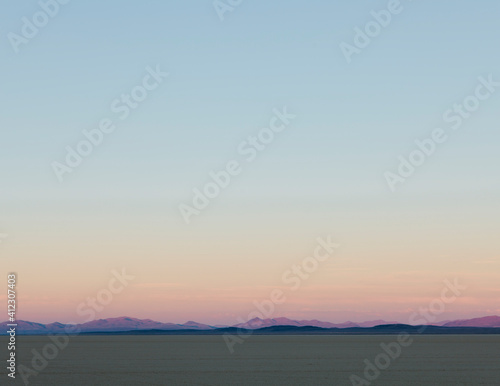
[[1, 0, 499, 201], [1, 0, 499, 323]]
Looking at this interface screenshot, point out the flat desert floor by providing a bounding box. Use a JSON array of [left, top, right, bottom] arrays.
[[1, 335, 499, 385]]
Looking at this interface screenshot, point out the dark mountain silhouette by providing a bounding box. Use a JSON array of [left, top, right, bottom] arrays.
[[2, 315, 499, 335]]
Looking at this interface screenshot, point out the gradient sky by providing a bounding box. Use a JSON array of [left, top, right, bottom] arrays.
[[1, 0, 499, 324]]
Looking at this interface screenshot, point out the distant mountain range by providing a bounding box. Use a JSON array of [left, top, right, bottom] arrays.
[[83, 324, 500, 336], [1, 315, 500, 335], [442, 315, 500, 327]]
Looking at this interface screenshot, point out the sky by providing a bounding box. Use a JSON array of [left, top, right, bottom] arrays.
[[1, 0, 499, 325]]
